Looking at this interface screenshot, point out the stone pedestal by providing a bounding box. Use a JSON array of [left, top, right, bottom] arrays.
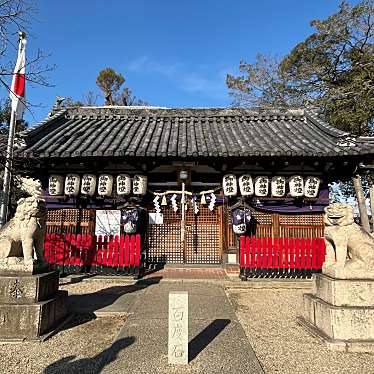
[[0, 271, 68, 341], [298, 274, 374, 352]]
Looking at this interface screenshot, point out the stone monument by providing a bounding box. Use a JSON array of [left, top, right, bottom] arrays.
[[298, 203, 374, 352], [168, 291, 188, 365], [0, 178, 68, 341]]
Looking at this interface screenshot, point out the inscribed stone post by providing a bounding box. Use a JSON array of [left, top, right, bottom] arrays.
[[168, 291, 188, 365]]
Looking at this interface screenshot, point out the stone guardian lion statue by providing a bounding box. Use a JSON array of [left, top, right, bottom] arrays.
[[323, 203, 374, 279], [0, 178, 47, 270]]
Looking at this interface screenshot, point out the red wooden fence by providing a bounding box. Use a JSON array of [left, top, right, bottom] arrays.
[[44, 233, 142, 275], [240, 236, 326, 278]]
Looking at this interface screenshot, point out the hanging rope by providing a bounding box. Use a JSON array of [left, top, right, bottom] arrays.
[[148, 186, 221, 197]]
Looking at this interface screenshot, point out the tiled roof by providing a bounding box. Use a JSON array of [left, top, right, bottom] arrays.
[[21, 106, 374, 158]]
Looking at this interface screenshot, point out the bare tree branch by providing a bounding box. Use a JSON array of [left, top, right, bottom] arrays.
[[227, 0, 374, 136]]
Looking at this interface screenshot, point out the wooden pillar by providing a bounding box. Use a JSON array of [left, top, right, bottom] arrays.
[[272, 213, 280, 239], [218, 205, 224, 260]]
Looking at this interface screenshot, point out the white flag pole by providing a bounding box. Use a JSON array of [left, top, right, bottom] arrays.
[[0, 32, 26, 228], [0, 108, 17, 228]]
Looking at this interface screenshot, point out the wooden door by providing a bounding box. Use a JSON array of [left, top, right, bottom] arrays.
[[147, 206, 222, 265], [147, 209, 183, 263], [184, 206, 221, 264]]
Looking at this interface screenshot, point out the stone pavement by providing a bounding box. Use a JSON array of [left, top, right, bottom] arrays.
[[100, 281, 264, 374], [143, 267, 228, 280], [68, 282, 150, 316], [66, 273, 312, 317]]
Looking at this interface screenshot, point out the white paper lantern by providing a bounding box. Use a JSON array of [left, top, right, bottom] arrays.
[[271, 176, 286, 197], [48, 175, 64, 196], [97, 174, 114, 196], [116, 174, 131, 195], [133, 175, 147, 195], [64, 174, 80, 196], [304, 176, 321, 198], [254, 176, 269, 197], [289, 175, 304, 197], [238, 174, 254, 196], [81, 174, 96, 196], [222, 174, 237, 196]]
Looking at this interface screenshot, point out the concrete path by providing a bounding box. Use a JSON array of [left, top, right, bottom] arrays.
[[68, 282, 149, 316], [101, 281, 264, 374]]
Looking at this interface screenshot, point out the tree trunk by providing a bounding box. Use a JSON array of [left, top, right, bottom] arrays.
[[353, 174, 370, 233], [369, 183, 374, 232], [104, 92, 113, 106]]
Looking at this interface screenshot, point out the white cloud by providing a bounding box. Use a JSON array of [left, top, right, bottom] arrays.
[[125, 56, 230, 101], [127, 56, 180, 78]]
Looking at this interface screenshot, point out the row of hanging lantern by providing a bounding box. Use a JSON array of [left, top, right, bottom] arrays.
[[222, 174, 320, 198], [48, 174, 148, 197]]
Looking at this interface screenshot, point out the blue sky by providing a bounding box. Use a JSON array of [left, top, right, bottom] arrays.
[[14, 0, 359, 124]]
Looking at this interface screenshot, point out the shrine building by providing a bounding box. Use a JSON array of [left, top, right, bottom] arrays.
[[19, 105, 374, 273]]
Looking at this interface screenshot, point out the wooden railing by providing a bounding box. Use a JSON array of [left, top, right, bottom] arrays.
[[239, 236, 326, 279], [44, 233, 143, 277]]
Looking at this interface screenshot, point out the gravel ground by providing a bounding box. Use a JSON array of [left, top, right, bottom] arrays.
[[3, 281, 374, 374], [0, 281, 126, 374], [227, 288, 374, 374]]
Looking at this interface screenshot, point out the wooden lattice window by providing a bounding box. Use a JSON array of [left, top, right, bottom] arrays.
[[279, 214, 324, 226], [225, 208, 325, 250], [46, 209, 95, 234]]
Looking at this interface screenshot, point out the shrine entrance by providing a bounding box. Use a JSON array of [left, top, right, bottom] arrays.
[[147, 205, 223, 265]]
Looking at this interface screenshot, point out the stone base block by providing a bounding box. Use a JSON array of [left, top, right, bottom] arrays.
[[0, 271, 59, 304], [313, 274, 374, 307], [303, 293, 374, 341], [0, 290, 68, 341], [322, 266, 374, 280], [297, 315, 374, 353], [0, 257, 48, 275]]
